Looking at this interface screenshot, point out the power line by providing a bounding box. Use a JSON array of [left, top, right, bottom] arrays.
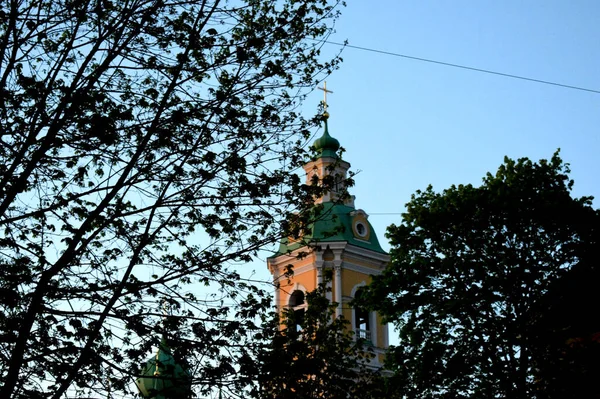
[[368, 213, 402, 215], [324, 40, 600, 95]]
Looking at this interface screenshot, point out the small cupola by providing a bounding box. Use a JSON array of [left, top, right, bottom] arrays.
[[136, 336, 192, 398], [313, 112, 340, 159]]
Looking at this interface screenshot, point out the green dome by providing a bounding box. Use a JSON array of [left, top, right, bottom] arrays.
[[271, 202, 387, 256], [136, 337, 192, 399], [313, 114, 340, 158]]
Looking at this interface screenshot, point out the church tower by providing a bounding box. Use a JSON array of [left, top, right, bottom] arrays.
[[267, 91, 390, 367]]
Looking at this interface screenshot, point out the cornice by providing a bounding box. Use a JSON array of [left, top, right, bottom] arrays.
[[343, 243, 390, 263], [268, 240, 389, 276], [342, 262, 384, 276]]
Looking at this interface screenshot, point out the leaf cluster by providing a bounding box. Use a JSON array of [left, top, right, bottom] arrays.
[[249, 282, 395, 399]]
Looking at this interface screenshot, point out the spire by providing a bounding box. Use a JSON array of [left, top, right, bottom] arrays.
[[314, 82, 340, 158]]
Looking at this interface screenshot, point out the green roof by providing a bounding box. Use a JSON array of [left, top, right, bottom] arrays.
[[272, 202, 387, 257]]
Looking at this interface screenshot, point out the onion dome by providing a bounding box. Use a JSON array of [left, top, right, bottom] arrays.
[[313, 112, 340, 158], [136, 336, 192, 399]]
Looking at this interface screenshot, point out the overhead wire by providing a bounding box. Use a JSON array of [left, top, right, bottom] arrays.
[[318, 39, 600, 218], [324, 40, 600, 95]]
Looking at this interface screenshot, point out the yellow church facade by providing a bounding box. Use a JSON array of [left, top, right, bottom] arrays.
[[267, 107, 390, 367]]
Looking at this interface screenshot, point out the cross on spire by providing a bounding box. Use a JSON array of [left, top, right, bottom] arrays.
[[318, 81, 333, 112]]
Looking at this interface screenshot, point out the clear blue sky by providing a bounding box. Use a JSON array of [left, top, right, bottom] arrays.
[[300, 0, 600, 254], [250, 1, 599, 343]]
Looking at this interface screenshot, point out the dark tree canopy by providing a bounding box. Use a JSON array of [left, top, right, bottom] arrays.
[[363, 152, 600, 399], [528, 256, 600, 399], [0, 0, 345, 397]]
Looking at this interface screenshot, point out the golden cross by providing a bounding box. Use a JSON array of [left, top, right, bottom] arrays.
[[318, 81, 333, 111]]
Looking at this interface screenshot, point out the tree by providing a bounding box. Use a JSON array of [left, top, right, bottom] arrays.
[[249, 279, 394, 399], [363, 152, 600, 399], [0, 0, 345, 397]]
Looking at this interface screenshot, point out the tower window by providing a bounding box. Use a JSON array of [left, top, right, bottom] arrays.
[[333, 173, 343, 193], [353, 288, 372, 343], [350, 211, 371, 240], [288, 290, 306, 332], [355, 222, 366, 237], [289, 290, 305, 307]]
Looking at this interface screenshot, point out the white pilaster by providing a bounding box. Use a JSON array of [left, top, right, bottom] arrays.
[[316, 253, 324, 288], [272, 267, 280, 311], [334, 263, 342, 318]]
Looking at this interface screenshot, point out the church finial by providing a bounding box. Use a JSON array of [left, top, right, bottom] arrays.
[[318, 81, 333, 119]]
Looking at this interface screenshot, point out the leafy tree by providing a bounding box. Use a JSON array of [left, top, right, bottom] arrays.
[[249, 279, 395, 399], [0, 0, 345, 397], [363, 152, 600, 399]]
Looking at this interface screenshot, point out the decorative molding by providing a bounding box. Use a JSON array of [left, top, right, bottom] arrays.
[[269, 241, 388, 278], [343, 244, 390, 262], [350, 209, 369, 219], [287, 263, 318, 276], [350, 281, 367, 297], [342, 262, 383, 276], [290, 282, 307, 295]]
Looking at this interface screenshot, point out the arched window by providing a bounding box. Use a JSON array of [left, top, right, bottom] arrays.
[[288, 289, 306, 332], [353, 287, 373, 344]]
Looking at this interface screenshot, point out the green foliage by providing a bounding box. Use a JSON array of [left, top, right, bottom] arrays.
[[249, 282, 394, 399], [363, 152, 600, 398], [0, 0, 345, 397]]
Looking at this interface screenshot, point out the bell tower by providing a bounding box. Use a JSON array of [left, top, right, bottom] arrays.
[[267, 92, 390, 367]]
